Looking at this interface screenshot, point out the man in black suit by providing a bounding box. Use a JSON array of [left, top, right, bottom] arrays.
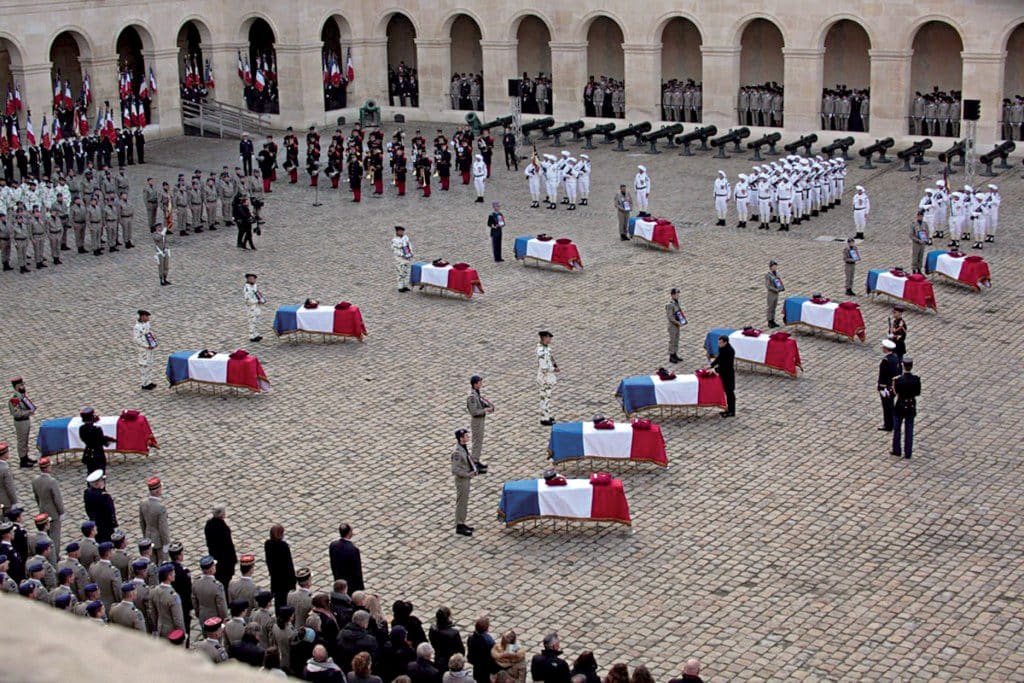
[[877, 339, 901, 431], [892, 358, 922, 459], [710, 335, 736, 417], [239, 134, 254, 176], [328, 523, 364, 592], [204, 505, 238, 589]]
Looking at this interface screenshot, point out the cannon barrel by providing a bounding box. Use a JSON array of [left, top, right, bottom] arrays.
[[521, 117, 555, 134], [709, 127, 750, 158], [547, 120, 584, 137], [896, 139, 932, 160], [821, 136, 855, 159], [478, 114, 514, 131], [937, 140, 965, 163], [641, 123, 684, 154], [978, 140, 1016, 175], [783, 133, 819, 154], [609, 121, 652, 151], [674, 125, 717, 156], [857, 137, 894, 169], [746, 132, 782, 149], [578, 122, 616, 149]]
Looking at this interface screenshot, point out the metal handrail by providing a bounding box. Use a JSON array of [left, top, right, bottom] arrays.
[[182, 99, 269, 138]]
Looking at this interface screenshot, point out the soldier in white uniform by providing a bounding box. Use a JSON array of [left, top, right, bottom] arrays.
[[776, 176, 793, 231], [541, 154, 558, 209], [852, 186, 870, 240], [564, 158, 579, 210], [391, 225, 413, 292], [471, 154, 486, 203], [243, 273, 265, 342], [577, 154, 591, 205], [536, 331, 559, 426], [634, 165, 651, 212], [712, 170, 730, 226], [985, 184, 1000, 243], [524, 155, 542, 208], [733, 174, 750, 228], [947, 191, 964, 248], [132, 310, 157, 391], [757, 177, 773, 230], [920, 188, 937, 238], [932, 180, 948, 238]]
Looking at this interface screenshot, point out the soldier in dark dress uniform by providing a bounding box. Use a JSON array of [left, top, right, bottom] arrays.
[[710, 335, 736, 417]]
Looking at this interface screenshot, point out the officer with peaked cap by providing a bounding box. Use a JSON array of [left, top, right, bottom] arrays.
[[83, 469, 118, 543]]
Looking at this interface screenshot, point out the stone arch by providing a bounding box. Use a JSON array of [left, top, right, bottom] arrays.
[[515, 14, 553, 114], [822, 19, 872, 90], [384, 12, 417, 106], [243, 16, 278, 114], [732, 13, 790, 49], [909, 20, 963, 137], [448, 14, 483, 110], [376, 9, 421, 38], [584, 15, 625, 118], [1002, 22, 1024, 140], [111, 21, 156, 55], [814, 14, 876, 50], [440, 9, 488, 42], [658, 16, 703, 122], [0, 35, 24, 127], [575, 11, 631, 44], [238, 13, 281, 45], [177, 19, 211, 102], [115, 24, 156, 123], [49, 28, 94, 129], [650, 12, 706, 45], [321, 14, 353, 111], [508, 10, 555, 42], [739, 18, 785, 86], [903, 15, 965, 49]]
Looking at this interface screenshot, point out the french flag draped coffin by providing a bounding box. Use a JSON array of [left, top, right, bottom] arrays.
[[703, 328, 802, 377], [37, 411, 158, 458], [498, 478, 632, 526], [410, 262, 484, 297], [866, 269, 938, 310], [513, 236, 583, 270], [273, 303, 367, 339], [782, 297, 866, 341], [627, 217, 679, 249], [548, 422, 668, 467], [615, 372, 727, 415], [925, 251, 991, 291], [166, 350, 271, 393]]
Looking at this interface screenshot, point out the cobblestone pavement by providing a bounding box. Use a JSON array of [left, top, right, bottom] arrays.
[[1, 125, 1023, 682]]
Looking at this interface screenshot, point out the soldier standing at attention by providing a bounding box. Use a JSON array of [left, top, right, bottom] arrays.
[[391, 225, 413, 293], [765, 260, 784, 328], [451, 429, 477, 537], [86, 195, 103, 255], [239, 133, 254, 176], [117, 191, 135, 247], [465, 375, 493, 473], [9, 377, 36, 468], [891, 358, 921, 459], [143, 177, 159, 230], [133, 310, 158, 390], [244, 273, 266, 342], [666, 288, 686, 364], [0, 443, 18, 508], [486, 202, 504, 262], [188, 180, 204, 233], [153, 200, 172, 287], [202, 177, 219, 230], [193, 555, 228, 623], [32, 457, 64, 554], [614, 184, 633, 241], [153, 562, 185, 637], [852, 185, 869, 240], [843, 238, 860, 296], [536, 331, 559, 426], [910, 210, 929, 274], [139, 477, 171, 564]]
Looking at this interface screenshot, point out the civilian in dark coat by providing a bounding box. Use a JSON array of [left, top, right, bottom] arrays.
[[428, 607, 464, 672], [331, 580, 355, 630], [379, 625, 416, 683], [530, 634, 571, 683], [408, 647, 443, 683], [204, 505, 238, 588], [337, 611, 379, 671], [570, 652, 601, 683], [392, 600, 428, 646], [710, 335, 736, 417], [328, 524, 364, 592], [229, 625, 267, 667], [466, 617, 496, 683], [264, 524, 296, 608], [667, 658, 704, 683]]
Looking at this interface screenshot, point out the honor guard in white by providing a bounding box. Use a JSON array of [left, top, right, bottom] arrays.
[[734, 174, 750, 228], [471, 154, 487, 203], [577, 155, 591, 205], [947, 191, 964, 248], [776, 176, 793, 231], [971, 189, 990, 250], [542, 154, 559, 209], [536, 331, 559, 425], [852, 186, 870, 240], [243, 273, 265, 342], [564, 157, 579, 210], [932, 180, 948, 238], [985, 184, 1000, 243], [133, 310, 157, 390], [558, 151, 571, 204], [920, 188, 937, 238], [391, 225, 413, 292], [634, 165, 651, 212], [713, 171, 730, 226], [525, 155, 542, 208], [757, 176, 773, 229]]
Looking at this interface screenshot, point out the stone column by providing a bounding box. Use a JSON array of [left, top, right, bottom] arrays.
[[623, 44, 661, 122], [144, 48, 182, 135], [782, 48, 824, 133], [961, 52, 1006, 146], [414, 38, 450, 112], [700, 46, 740, 129], [206, 42, 246, 109], [480, 40, 517, 115], [549, 42, 586, 120], [868, 49, 912, 140], [348, 38, 387, 106], [9, 63, 52, 132], [275, 43, 328, 129]]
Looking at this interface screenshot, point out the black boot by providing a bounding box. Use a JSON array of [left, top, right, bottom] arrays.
[[669, 354, 681, 363], [19, 266, 28, 273], [985, 235, 994, 243], [855, 232, 864, 240], [37, 261, 47, 268], [2, 262, 11, 271], [77, 246, 86, 254], [125, 241, 134, 249], [60, 244, 70, 251], [53, 257, 61, 265]]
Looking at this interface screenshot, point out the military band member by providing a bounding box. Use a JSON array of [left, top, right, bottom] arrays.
[[843, 238, 860, 296], [666, 288, 686, 364], [536, 331, 559, 425], [391, 225, 413, 292], [133, 310, 158, 390], [451, 429, 477, 537], [239, 273, 267, 342], [465, 375, 493, 472], [9, 377, 36, 468], [765, 260, 784, 328]]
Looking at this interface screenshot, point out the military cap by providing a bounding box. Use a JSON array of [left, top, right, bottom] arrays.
[[244, 273, 257, 279], [33, 512, 50, 526], [240, 554, 256, 566], [295, 567, 311, 582], [98, 541, 114, 553], [35, 538, 52, 551], [892, 304, 905, 312], [199, 555, 217, 569], [255, 590, 273, 607], [85, 469, 105, 483], [157, 563, 175, 580], [131, 558, 150, 571], [83, 582, 99, 593], [110, 531, 125, 543], [394, 225, 405, 232], [9, 377, 23, 387], [168, 629, 186, 645], [229, 599, 249, 614], [65, 542, 80, 552], [203, 617, 224, 632], [86, 600, 103, 616], [37, 457, 51, 468], [81, 520, 96, 532], [168, 541, 184, 554], [121, 582, 136, 593], [881, 339, 896, 350], [79, 407, 97, 422], [138, 538, 153, 550], [146, 476, 162, 491], [53, 593, 72, 608], [58, 566, 74, 578], [19, 580, 37, 596], [769, 259, 779, 266], [27, 561, 44, 573], [0, 521, 13, 534], [137, 309, 150, 317], [454, 428, 469, 440], [5, 506, 23, 519], [538, 330, 553, 338], [670, 288, 679, 295]]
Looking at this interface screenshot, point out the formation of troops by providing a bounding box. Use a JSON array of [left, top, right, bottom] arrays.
[[1000, 95, 1024, 141], [449, 73, 485, 111], [909, 89, 962, 137], [709, 156, 849, 231], [387, 62, 419, 107], [660, 79, 703, 123], [915, 180, 1001, 253], [583, 76, 627, 119], [819, 86, 870, 132], [523, 151, 592, 210], [738, 83, 784, 127]]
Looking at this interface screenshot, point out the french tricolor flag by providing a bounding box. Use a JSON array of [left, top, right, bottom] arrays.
[[36, 412, 158, 457], [498, 478, 632, 525], [25, 111, 35, 147], [166, 350, 271, 393]]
